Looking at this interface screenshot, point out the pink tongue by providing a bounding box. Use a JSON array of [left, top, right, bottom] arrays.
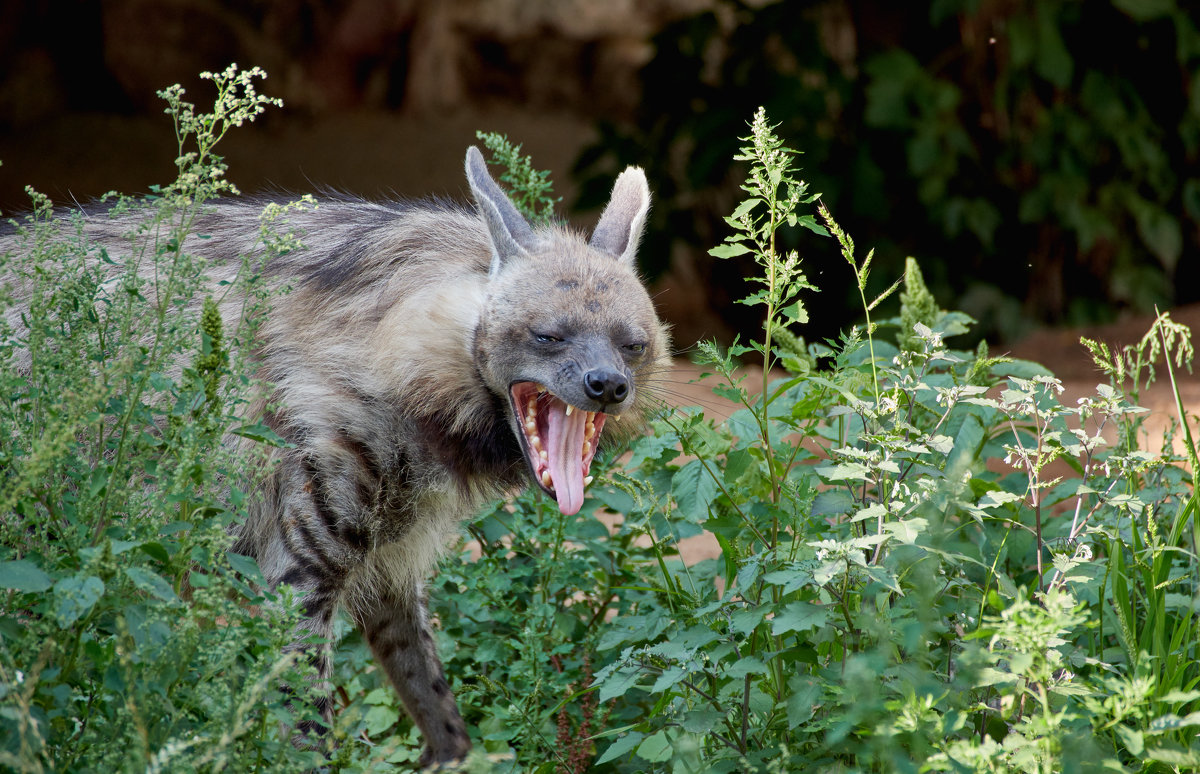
[[544, 401, 587, 515]]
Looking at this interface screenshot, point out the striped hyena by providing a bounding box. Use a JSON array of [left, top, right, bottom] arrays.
[[215, 147, 668, 765], [2, 146, 668, 765]]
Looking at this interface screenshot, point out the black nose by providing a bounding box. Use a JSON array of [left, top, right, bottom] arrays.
[[583, 369, 629, 404]]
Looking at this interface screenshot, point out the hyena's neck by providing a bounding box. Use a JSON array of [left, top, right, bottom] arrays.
[[408, 393, 525, 496]]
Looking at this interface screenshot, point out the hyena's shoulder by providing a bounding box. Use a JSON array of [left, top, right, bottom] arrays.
[[252, 194, 499, 434]]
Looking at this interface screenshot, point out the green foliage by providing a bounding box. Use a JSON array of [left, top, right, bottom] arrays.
[[577, 0, 1200, 341], [0, 65, 326, 773], [474, 131, 561, 224], [580, 109, 1198, 772]]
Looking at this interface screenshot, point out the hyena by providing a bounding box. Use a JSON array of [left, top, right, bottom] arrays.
[[7, 147, 668, 766]]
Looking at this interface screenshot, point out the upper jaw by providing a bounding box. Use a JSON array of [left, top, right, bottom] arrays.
[[509, 381, 608, 516]]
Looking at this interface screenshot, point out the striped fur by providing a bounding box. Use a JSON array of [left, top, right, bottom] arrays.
[[5, 148, 669, 766]]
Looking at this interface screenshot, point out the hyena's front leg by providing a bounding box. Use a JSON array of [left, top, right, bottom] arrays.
[[351, 581, 471, 767]]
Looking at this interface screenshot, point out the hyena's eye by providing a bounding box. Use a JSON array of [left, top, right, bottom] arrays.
[[533, 332, 563, 344], [624, 342, 646, 354]]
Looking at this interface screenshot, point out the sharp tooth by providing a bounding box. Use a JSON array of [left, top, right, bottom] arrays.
[[612, 413, 621, 422], [583, 475, 593, 486], [565, 404, 573, 417], [540, 470, 552, 487], [537, 384, 546, 393]]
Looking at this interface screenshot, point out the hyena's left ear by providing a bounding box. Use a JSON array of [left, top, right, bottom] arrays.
[[589, 166, 650, 266], [465, 146, 538, 277]]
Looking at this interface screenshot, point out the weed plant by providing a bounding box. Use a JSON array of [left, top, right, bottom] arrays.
[[0, 65, 329, 773], [581, 109, 1199, 773]]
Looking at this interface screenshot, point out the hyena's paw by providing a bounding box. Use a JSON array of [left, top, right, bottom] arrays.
[[417, 738, 472, 770]]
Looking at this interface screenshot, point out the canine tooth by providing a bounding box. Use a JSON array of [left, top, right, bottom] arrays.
[[612, 413, 621, 422], [565, 404, 573, 417], [584, 475, 593, 486], [540, 470, 552, 487], [537, 384, 546, 393]]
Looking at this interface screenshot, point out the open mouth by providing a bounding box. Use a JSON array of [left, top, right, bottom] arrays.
[[510, 381, 607, 516]]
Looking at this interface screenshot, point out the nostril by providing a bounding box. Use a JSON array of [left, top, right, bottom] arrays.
[[583, 369, 629, 404]]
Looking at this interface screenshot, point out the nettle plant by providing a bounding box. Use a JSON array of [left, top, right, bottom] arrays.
[[589, 109, 1199, 772], [0, 66, 331, 773]]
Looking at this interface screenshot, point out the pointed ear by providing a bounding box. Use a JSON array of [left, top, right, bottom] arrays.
[[589, 166, 650, 265], [465, 146, 536, 276]]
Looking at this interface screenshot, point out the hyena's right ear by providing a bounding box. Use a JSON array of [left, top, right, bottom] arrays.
[[589, 166, 650, 266], [465, 146, 537, 277]]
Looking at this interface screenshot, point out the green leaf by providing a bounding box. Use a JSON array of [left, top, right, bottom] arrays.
[[863, 565, 902, 594], [637, 730, 673, 762], [1148, 712, 1200, 733], [598, 666, 642, 702], [812, 489, 854, 517], [709, 242, 752, 259], [226, 551, 264, 582], [850, 502, 887, 524], [730, 606, 767, 636], [883, 517, 927, 544], [627, 433, 681, 468], [364, 704, 400, 736], [786, 675, 822, 728], [1130, 196, 1183, 271], [1034, 6, 1073, 87], [52, 575, 105, 628], [680, 709, 726, 734], [762, 567, 811, 595], [650, 665, 689, 694], [731, 198, 760, 220], [794, 214, 829, 236], [671, 460, 718, 522], [596, 732, 645, 765], [726, 656, 769, 679], [772, 601, 828, 635], [0, 560, 53, 592], [138, 541, 171, 563], [230, 422, 288, 446], [1116, 725, 1144, 756], [124, 567, 181, 604]]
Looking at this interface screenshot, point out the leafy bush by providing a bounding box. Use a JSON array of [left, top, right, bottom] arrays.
[[0, 65, 329, 773], [582, 109, 1199, 772]]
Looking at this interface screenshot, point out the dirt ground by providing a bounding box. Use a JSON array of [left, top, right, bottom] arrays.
[[666, 303, 1200, 564]]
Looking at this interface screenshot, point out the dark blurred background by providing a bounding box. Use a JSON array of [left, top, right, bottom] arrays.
[[1, 0, 1197, 348]]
